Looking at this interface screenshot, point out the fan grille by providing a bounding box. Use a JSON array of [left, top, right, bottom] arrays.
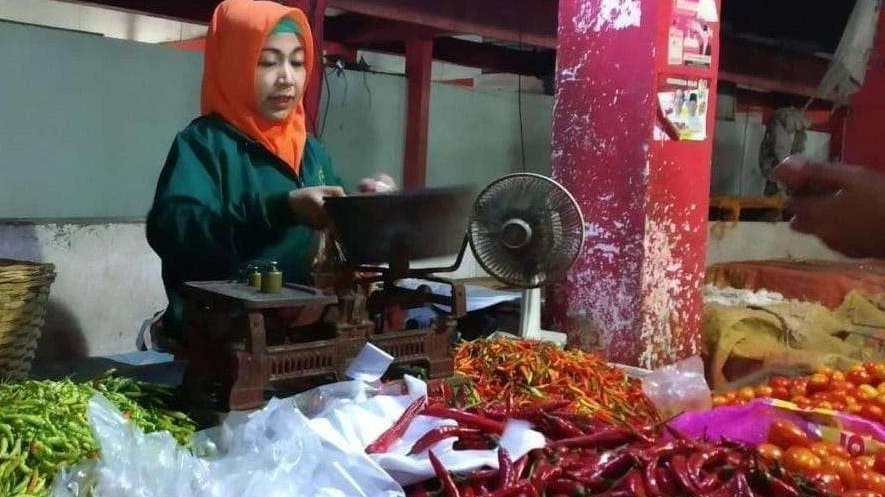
[[469, 173, 584, 288]]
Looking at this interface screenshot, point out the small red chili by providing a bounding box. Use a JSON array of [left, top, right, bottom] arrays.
[[497, 448, 513, 491], [548, 428, 635, 450], [424, 405, 506, 434], [408, 426, 482, 455], [366, 395, 427, 454], [428, 450, 461, 497]]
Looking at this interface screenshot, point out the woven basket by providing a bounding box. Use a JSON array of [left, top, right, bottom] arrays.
[[0, 259, 56, 381]]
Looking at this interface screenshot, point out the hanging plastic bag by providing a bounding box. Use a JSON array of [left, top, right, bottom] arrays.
[[52, 394, 403, 497], [641, 355, 712, 418]]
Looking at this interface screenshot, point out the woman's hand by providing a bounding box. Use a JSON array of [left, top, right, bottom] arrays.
[[358, 173, 397, 194], [287, 186, 345, 228], [773, 156, 885, 258]]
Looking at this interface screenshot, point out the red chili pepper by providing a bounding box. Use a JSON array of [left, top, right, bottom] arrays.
[[545, 478, 587, 496], [543, 413, 585, 439], [511, 456, 528, 484], [767, 476, 800, 497], [643, 456, 663, 495], [688, 447, 729, 489], [669, 454, 699, 494], [548, 428, 635, 450], [531, 464, 563, 494], [428, 450, 461, 497], [485, 481, 532, 497], [409, 426, 482, 455], [424, 405, 506, 434], [460, 484, 476, 497], [588, 451, 635, 481], [366, 395, 427, 454], [496, 448, 513, 490], [624, 469, 648, 497], [464, 469, 498, 483]]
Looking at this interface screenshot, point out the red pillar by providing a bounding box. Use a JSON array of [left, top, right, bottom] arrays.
[[286, 0, 326, 134], [844, 7, 885, 172], [403, 36, 433, 188], [549, 0, 720, 368]]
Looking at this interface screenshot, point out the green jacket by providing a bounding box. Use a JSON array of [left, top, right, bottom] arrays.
[[146, 114, 343, 345]]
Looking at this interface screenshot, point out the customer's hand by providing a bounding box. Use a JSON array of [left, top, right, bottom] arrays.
[[773, 156, 885, 258], [287, 186, 345, 228], [358, 173, 397, 194]]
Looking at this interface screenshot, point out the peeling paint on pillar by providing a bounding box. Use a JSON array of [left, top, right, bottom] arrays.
[[549, 0, 715, 368]]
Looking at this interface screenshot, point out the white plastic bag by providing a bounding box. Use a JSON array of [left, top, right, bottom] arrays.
[[303, 375, 546, 486], [52, 395, 403, 497], [641, 355, 712, 418]]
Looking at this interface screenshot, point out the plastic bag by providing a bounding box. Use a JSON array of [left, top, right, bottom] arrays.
[[641, 356, 712, 418], [52, 395, 403, 497], [302, 375, 546, 487]]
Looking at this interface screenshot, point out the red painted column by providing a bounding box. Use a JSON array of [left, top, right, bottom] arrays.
[[286, 0, 326, 134], [403, 36, 433, 189], [844, 7, 885, 172], [549, 0, 720, 368]]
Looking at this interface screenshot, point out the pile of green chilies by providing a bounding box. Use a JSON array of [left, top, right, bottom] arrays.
[[0, 373, 195, 497]]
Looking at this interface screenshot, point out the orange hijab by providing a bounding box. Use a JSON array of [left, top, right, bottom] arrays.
[[201, 0, 316, 174]]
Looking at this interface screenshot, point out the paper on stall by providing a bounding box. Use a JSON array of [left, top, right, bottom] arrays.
[[345, 342, 395, 383], [306, 376, 546, 486], [396, 279, 520, 313]]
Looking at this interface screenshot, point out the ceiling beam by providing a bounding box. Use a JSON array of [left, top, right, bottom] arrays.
[[72, 0, 556, 48], [719, 37, 829, 98], [326, 0, 556, 48], [324, 14, 444, 45]]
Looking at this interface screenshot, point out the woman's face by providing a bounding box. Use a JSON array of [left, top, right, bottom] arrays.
[[255, 33, 306, 122]]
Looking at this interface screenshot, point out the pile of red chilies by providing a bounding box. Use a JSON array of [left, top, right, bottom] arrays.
[[367, 397, 828, 497]]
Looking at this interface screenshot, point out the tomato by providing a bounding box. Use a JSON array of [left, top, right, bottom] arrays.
[[783, 447, 823, 475], [771, 376, 792, 389], [725, 392, 738, 403], [856, 470, 885, 493], [817, 401, 835, 410], [829, 444, 852, 460], [859, 384, 880, 400], [874, 364, 885, 382], [851, 369, 875, 387], [823, 457, 857, 489], [849, 403, 865, 415], [810, 442, 834, 458], [768, 420, 812, 449], [758, 443, 784, 463], [862, 404, 885, 422], [832, 401, 847, 412], [854, 456, 877, 473], [875, 451, 885, 474], [711, 395, 728, 407], [818, 366, 836, 376], [794, 396, 813, 409], [809, 373, 831, 393], [812, 392, 832, 402], [755, 385, 774, 398], [844, 490, 885, 497], [834, 380, 859, 394], [809, 470, 845, 494], [738, 387, 757, 402], [865, 362, 880, 375], [772, 387, 791, 400], [833, 371, 848, 383]]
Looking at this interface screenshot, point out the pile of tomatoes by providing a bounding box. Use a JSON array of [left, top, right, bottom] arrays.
[[713, 363, 885, 424], [759, 419, 885, 496]]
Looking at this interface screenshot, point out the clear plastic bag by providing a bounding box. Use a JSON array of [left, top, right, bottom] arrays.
[[52, 395, 403, 497], [641, 355, 712, 418]]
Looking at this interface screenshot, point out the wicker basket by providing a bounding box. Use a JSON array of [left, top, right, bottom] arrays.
[[0, 259, 56, 380]]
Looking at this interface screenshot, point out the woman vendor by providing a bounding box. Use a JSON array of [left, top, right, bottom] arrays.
[[146, 0, 393, 351]]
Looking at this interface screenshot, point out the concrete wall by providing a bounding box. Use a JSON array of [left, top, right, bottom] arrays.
[[0, 220, 845, 359]]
